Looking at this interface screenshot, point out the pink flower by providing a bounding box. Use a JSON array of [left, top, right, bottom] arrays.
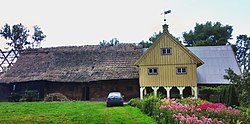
[[178, 113, 183, 118], [172, 114, 177, 119], [228, 106, 232, 110], [196, 108, 201, 111], [186, 117, 193, 123], [179, 116, 186, 121], [197, 103, 226, 110]]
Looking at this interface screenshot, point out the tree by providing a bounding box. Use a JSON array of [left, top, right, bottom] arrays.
[[224, 68, 250, 107], [99, 38, 120, 46], [183, 21, 233, 46], [235, 35, 250, 70], [220, 85, 239, 107], [139, 32, 162, 48], [31, 25, 46, 48], [0, 23, 46, 51], [149, 32, 162, 43], [139, 40, 153, 48]]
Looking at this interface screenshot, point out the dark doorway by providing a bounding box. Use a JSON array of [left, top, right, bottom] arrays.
[[170, 87, 180, 99], [82, 86, 89, 100], [157, 87, 167, 98], [145, 87, 153, 95], [183, 87, 192, 98]]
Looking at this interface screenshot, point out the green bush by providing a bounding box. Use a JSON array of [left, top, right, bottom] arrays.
[[141, 95, 159, 116], [22, 90, 39, 102], [128, 94, 161, 117], [236, 106, 250, 116], [199, 86, 221, 103], [127, 98, 140, 107], [220, 85, 239, 106], [9, 92, 22, 102], [224, 68, 250, 107], [246, 108, 250, 116]]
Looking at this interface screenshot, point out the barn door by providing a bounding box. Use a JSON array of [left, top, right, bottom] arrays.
[[82, 86, 89, 100]]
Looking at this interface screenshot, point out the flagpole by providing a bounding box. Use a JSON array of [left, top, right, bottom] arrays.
[[163, 9, 166, 24], [162, 10, 171, 24]]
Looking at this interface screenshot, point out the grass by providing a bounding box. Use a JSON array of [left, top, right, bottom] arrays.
[[0, 101, 156, 124]]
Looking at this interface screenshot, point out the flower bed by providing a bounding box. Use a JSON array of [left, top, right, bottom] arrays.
[[157, 98, 250, 124]]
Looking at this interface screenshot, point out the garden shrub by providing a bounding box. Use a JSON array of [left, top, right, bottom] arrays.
[[157, 98, 250, 124], [9, 92, 22, 102], [128, 94, 161, 117], [127, 98, 140, 107], [237, 106, 250, 116], [199, 86, 221, 103], [220, 85, 239, 106], [21, 90, 39, 102], [246, 108, 250, 116], [44, 93, 70, 102], [224, 68, 250, 107], [140, 95, 160, 116], [179, 97, 209, 106], [129, 96, 250, 124]]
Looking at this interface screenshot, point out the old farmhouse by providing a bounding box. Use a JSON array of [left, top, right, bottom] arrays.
[[0, 24, 241, 101]]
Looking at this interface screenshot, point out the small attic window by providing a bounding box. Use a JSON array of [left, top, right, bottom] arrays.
[[176, 67, 187, 74], [161, 48, 172, 55], [148, 68, 158, 75]]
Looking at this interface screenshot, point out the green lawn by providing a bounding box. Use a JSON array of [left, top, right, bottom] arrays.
[[0, 102, 156, 124]]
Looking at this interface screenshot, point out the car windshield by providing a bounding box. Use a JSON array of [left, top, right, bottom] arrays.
[[108, 92, 121, 97]]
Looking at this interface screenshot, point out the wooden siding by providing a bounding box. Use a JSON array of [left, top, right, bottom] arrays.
[[137, 32, 201, 87], [139, 64, 197, 86], [137, 34, 197, 66]]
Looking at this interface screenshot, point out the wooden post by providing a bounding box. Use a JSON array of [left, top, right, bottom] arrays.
[[164, 87, 172, 98], [140, 87, 145, 99], [177, 87, 185, 99], [152, 87, 159, 97]]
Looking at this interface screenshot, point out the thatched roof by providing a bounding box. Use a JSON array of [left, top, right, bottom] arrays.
[[0, 44, 143, 83]]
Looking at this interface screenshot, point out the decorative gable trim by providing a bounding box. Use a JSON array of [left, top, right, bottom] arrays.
[[166, 32, 204, 67], [134, 31, 204, 67]]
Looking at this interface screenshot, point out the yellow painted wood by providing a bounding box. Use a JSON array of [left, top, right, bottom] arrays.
[[139, 64, 197, 87], [135, 32, 203, 87], [135, 34, 201, 66]]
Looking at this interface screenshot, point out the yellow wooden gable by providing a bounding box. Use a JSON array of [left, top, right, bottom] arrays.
[[134, 25, 204, 87], [134, 31, 203, 66]]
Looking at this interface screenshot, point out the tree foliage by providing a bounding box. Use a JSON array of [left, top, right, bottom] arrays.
[[220, 85, 239, 107], [235, 35, 250, 70], [32, 25, 46, 48], [0, 23, 46, 51], [183, 21, 233, 46], [99, 38, 120, 46], [224, 68, 250, 107], [139, 32, 162, 48]]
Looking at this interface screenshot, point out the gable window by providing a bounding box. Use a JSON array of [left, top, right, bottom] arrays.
[[176, 67, 187, 74], [148, 68, 158, 75], [161, 48, 172, 55]]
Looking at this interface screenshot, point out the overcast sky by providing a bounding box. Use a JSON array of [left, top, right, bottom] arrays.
[[0, 0, 249, 49]]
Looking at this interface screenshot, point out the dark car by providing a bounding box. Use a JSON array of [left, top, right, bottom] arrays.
[[106, 92, 124, 107]]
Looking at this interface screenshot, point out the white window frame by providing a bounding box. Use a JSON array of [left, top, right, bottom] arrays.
[[176, 67, 187, 74], [148, 68, 158, 75], [161, 48, 172, 55]]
